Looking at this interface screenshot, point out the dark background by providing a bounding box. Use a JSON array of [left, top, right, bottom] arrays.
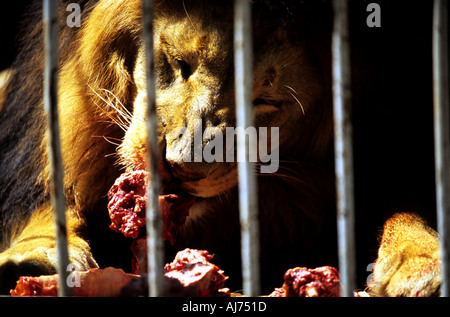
[[0, 1, 446, 290], [349, 0, 438, 287], [0, 2, 30, 72]]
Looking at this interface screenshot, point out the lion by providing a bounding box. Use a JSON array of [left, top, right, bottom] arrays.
[[0, 0, 441, 296]]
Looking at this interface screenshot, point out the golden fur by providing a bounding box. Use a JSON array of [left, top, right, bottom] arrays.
[[369, 213, 440, 296]]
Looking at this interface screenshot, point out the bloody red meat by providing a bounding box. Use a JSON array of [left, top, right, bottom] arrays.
[[108, 170, 147, 239], [164, 248, 230, 297], [269, 266, 340, 297], [10, 267, 136, 297], [107, 170, 195, 244], [130, 241, 229, 295], [123, 248, 230, 297], [11, 249, 229, 297]]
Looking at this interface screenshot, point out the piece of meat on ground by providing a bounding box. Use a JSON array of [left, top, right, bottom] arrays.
[[127, 245, 230, 296], [10, 267, 136, 297], [269, 266, 340, 297], [164, 248, 229, 297], [11, 249, 229, 297]]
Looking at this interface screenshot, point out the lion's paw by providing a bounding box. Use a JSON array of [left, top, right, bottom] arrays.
[[368, 254, 440, 297], [367, 213, 441, 297], [0, 236, 97, 294]]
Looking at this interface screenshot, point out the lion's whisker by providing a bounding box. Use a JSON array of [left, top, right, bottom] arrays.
[[88, 86, 132, 131], [284, 86, 305, 115]]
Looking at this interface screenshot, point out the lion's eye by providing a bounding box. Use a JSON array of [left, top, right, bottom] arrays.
[[176, 59, 192, 80]]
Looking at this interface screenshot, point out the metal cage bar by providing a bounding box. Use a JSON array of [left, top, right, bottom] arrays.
[[234, 0, 261, 297], [332, 0, 356, 297], [42, 0, 72, 297], [142, 0, 165, 297], [433, 0, 450, 298]]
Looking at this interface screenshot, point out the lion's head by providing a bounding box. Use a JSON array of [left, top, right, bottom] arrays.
[[59, 0, 332, 223], [117, 1, 328, 199]]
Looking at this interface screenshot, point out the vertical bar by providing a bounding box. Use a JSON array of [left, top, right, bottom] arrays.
[[43, 0, 72, 297], [332, 0, 356, 297], [142, 0, 164, 297], [433, 0, 450, 298], [234, 0, 260, 296]]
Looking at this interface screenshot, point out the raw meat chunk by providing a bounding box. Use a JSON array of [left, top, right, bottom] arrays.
[[269, 266, 340, 297], [164, 248, 229, 297], [107, 170, 195, 244], [11, 249, 229, 297], [11, 267, 135, 297]]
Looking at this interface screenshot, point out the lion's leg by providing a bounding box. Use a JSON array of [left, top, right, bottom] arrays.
[[368, 212, 441, 297], [0, 204, 98, 294]]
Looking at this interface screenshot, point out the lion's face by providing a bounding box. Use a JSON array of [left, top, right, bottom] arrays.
[[117, 1, 323, 199]]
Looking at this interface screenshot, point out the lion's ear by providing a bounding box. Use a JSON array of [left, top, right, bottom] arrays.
[[76, 0, 142, 106]]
